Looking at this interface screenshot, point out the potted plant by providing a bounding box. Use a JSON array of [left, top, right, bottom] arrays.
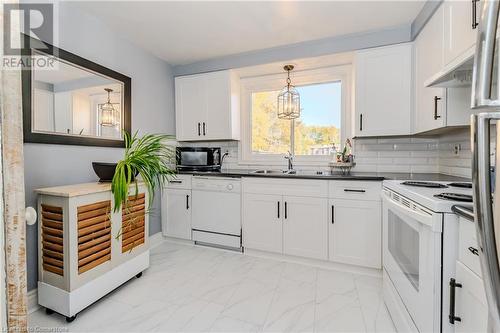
[[111, 131, 176, 213]]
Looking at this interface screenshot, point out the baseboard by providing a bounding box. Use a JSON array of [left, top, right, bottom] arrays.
[[163, 235, 195, 246], [149, 232, 166, 248], [27, 288, 39, 314], [244, 248, 382, 278]]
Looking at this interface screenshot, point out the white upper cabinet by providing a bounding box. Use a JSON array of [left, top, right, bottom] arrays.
[[175, 75, 205, 141], [175, 70, 240, 141], [415, 5, 447, 133], [443, 0, 478, 67], [354, 43, 413, 137], [414, 4, 473, 133]]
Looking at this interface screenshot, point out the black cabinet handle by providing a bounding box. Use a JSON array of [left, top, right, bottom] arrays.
[[284, 202, 288, 219], [468, 246, 479, 256], [169, 180, 182, 184], [186, 195, 189, 209], [434, 96, 442, 120], [203, 122, 206, 136], [277, 201, 280, 219], [449, 278, 463, 324], [198, 123, 201, 136], [472, 0, 479, 29], [344, 189, 366, 193], [331, 205, 335, 224], [360, 114, 363, 131]]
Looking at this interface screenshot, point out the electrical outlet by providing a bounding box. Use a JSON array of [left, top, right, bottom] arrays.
[[453, 144, 461, 156]]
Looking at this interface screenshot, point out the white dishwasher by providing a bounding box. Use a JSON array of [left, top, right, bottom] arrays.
[[191, 176, 241, 250]]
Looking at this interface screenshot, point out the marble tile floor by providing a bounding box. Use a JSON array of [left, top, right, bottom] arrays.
[[29, 241, 396, 332]]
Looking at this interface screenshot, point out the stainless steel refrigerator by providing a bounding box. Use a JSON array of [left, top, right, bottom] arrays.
[[471, 1, 500, 331]]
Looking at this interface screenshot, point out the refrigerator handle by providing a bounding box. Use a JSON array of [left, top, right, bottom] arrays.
[[472, 0, 500, 108], [472, 112, 500, 330]]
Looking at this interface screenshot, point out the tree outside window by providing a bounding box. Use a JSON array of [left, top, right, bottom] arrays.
[[251, 81, 341, 156]]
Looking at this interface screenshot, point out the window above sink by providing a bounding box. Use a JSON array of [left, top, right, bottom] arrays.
[[240, 65, 352, 165]]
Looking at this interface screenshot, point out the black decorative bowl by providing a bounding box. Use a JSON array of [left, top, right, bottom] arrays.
[[92, 162, 118, 182], [92, 162, 139, 182]]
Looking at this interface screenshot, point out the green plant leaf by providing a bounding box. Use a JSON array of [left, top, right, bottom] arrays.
[[111, 131, 176, 213]]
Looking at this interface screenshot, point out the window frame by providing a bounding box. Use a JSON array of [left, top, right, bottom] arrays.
[[239, 65, 352, 166]]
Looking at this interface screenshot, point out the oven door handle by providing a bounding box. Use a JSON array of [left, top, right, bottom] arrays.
[[383, 194, 432, 228]]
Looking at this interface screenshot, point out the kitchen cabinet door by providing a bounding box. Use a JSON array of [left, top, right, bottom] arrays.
[[454, 261, 488, 333], [354, 43, 412, 137], [242, 193, 282, 253], [282, 196, 328, 260], [204, 70, 240, 140], [329, 199, 381, 268], [415, 5, 447, 133], [162, 188, 192, 240], [175, 70, 239, 142], [443, 0, 478, 67], [175, 74, 206, 141]]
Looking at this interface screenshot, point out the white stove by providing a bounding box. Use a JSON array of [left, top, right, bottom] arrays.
[[383, 180, 473, 213], [382, 179, 472, 333]]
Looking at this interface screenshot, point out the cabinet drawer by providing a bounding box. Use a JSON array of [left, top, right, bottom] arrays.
[[242, 177, 328, 198], [458, 216, 481, 277], [164, 174, 192, 189], [329, 181, 382, 201]]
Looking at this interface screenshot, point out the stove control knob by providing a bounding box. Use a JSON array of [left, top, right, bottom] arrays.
[[227, 184, 234, 190]]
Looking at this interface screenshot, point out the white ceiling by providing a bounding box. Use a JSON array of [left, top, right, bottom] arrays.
[[74, 1, 425, 66]]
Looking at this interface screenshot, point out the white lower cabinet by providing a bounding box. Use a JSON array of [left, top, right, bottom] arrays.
[[242, 178, 382, 268], [242, 193, 282, 253], [454, 262, 488, 333], [450, 217, 488, 332], [242, 178, 328, 261], [283, 196, 328, 260], [162, 188, 192, 240], [329, 199, 381, 268]]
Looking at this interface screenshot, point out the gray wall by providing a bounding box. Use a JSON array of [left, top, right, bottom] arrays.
[[25, 2, 175, 291]]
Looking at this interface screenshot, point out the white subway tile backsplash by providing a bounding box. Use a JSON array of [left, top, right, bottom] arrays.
[[378, 138, 411, 144], [379, 151, 411, 158], [394, 143, 428, 151], [378, 164, 411, 173], [411, 165, 439, 173], [410, 151, 439, 158], [176, 128, 472, 178]]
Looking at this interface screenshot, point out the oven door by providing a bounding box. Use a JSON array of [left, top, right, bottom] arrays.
[[383, 191, 442, 332]]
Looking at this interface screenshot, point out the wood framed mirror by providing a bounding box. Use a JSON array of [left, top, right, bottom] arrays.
[[22, 36, 131, 147]]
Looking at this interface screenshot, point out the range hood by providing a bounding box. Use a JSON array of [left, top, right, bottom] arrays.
[[425, 46, 475, 88]]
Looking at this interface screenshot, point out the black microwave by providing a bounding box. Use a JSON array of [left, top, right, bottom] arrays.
[[176, 147, 221, 172]]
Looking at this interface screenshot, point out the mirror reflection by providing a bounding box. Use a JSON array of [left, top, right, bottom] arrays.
[[32, 52, 124, 140]]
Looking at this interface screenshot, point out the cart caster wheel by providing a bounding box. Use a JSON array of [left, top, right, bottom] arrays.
[[45, 308, 54, 315], [136, 272, 143, 278], [66, 315, 77, 323]]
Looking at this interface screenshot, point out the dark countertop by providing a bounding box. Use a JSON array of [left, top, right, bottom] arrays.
[[178, 169, 471, 182], [452, 205, 475, 222]]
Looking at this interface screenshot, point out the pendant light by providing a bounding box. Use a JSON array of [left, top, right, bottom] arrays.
[[100, 88, 118, 127], [277, 65, 300, 120]]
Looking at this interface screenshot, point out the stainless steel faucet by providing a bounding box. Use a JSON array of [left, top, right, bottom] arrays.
[[284, 151, 294, 172]]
